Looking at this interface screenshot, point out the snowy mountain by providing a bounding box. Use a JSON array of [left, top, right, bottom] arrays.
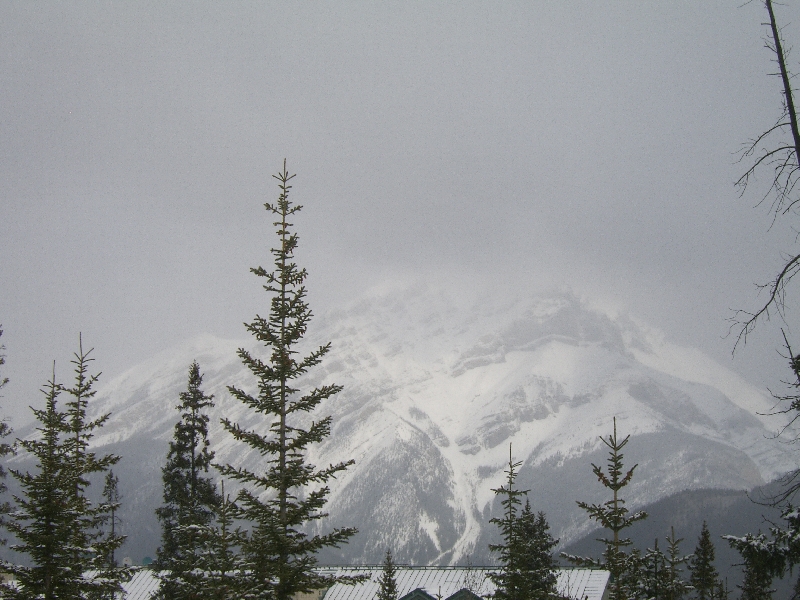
[[19, 281, 797, 566]]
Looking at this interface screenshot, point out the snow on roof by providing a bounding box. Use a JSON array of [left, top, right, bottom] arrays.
[[117, 566, 610, 600], [120, 568, 161, 599], [319, 566, 609, 600]]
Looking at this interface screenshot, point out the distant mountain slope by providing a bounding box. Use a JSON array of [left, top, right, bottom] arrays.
[[10, 282, 797, 567], [562, 481, 796, 595]]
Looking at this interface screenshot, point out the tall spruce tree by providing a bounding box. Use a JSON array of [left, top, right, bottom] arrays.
[[765, 504, 800, 597], [195, 481, 246, 600], [3, 345, 126, 600], [217, 162, 358, 600], [630, 529, 691, 600], [489, 450, 529, 600], [0, 326, 14, 528], [688, 522, 722, 600], [663, 527, 691, 600], [638, 539, 672, 600], [102, 469, 122, 568], [518, 502, 559, 600], [61, 338, 126, 599], [563, 417, 646, 600], [378, 549, 399, 600], [3, 370, 73, 600], [155, 360, 220, 600], [0, 326, 8, 395], [724, 531, 778, 600], [489, 448, 560, 600]]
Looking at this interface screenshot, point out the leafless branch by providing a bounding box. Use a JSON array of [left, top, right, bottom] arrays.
[[732, 0, 800, 347]]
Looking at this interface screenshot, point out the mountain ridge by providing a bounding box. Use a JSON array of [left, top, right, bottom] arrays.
[[9, 282, 797, 566]]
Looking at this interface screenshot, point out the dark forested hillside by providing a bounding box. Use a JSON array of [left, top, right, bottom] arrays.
[[561, 481, 795, 594]]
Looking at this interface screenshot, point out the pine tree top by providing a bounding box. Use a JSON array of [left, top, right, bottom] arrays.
[[216, 162, 358, 600]]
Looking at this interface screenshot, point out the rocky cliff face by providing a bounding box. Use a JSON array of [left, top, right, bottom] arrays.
[[16, 282, 794, 566]]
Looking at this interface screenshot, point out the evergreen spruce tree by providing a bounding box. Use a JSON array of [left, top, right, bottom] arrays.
[[562, 417, 646, 600], [217, 162, 359, 600], [713, 580, 729, 600], [155, 360, 220, 600], [620, 548, 643, 600], [489, 448, 559, 600], [639, 540, 666, 600], [638, 536, 690, 600], [688, 522, 721, 600], [725, 532, 777, 600], [489, 450, 529, 600], [663, 527, 691, 600], [378, 549, 399, 600], [0, 326, 14, 530], [61, 338, 126, 599], [518, 502, 559, 600], [726, 334, 800, 594], [196, 481, 246, 600], [102, 469, 121, 568], [2, 343, 127, 600], [2, 370, 73, 600], [0, 326, 8, 393], [771, 505, 800, 598]]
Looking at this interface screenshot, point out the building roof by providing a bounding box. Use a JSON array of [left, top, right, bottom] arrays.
[[120, 569, 161, 599], [399, 588, 438, 600], [319, 566, 609, 600], [116, 566, 610, 600], [440, 589, 483, 600]]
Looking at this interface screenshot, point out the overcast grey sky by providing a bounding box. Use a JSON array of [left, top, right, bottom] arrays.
[[2, 1, 800, 426]]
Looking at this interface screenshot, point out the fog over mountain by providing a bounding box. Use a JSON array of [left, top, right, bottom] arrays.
[[8, 281, 793, 566], [5, 2, 800, 433]]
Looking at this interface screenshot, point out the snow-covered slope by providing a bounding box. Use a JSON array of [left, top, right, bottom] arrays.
[[43, 282, 798, 566]]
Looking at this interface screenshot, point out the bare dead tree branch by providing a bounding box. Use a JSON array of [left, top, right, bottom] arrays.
[[732, 0, 800, 349], [756, 330, 800, 504], [768, 0, 800, 156], [731, 251, 800, 347]]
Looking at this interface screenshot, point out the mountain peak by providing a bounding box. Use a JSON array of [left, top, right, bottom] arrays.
[[68, 283, 796, 565]]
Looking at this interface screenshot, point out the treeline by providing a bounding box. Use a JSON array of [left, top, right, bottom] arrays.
[[472, 413, 800, 600]]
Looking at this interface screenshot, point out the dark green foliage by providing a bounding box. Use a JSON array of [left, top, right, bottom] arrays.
[[769, 333, 800, 504], [726, 338, 800, 597], [563, 417, 646, 600], [773, 506, 800, 598], [3, 372, 73, 600], [489, 452, 528, 600], [489, 450, 560, 600], [713, 581, 729, 600], [61, 339, 126, 595], [217, 162, 358, 599], [378, 549, 399, 600], [3, 342, 127, 599], [663, 527, 691, 600], [689, 522, 722, 600], [638, 540, 669, 600], [0, 326, 14, 528], [155, 360, 220, 599], [725, 530, 779, 600], [637, 532, 691, 600], [518, 502, 559, 600], [723, 506, 800, 600], [195, 482, 246, 600], [102, 470, 121, 568], [0, 326, 8, 394]]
